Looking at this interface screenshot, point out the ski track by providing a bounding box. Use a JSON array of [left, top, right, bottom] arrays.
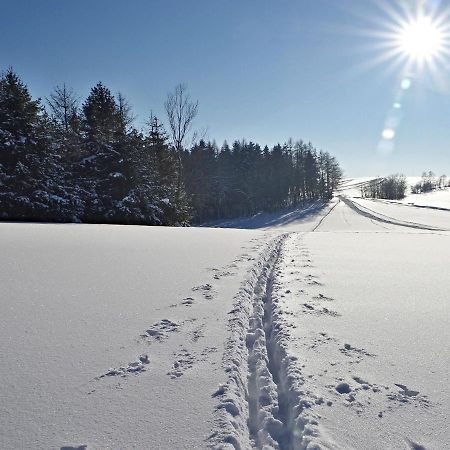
[[340, 196, 448, 232], [208, 216, 437, 449], [311, 199, 340, 232], [208, 234, 330, 449]]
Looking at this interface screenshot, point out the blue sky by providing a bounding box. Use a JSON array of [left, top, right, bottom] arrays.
[[2, 0, 449, 176]]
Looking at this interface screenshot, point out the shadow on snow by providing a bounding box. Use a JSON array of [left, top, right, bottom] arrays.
[[201, 201, 328, 230]]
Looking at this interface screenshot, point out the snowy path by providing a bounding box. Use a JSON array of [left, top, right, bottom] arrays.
[[1, 199, 449, 449]]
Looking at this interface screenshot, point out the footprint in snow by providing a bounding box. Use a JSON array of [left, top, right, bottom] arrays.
[[192, 283, 215, 300], [321, 307, 340, 317], [335, 382, 352, 394], [386, 389, 431, 408], [143, 319, 180, 341], [388, 383, 431, 407], [201, 346, 218, 358], [302, 303, 340, 317], [394, 383, 420, 397], [98, 354, 150, 379], [191, 324, 205, 342], [314, 293, 334, 301], [340, 343, 375, 358], [192, 283, 213, 291], [211, 269, 236, 280], [168, 349, 195, 378], [309, 332, 337, 350], [182, 297, 195, 306]]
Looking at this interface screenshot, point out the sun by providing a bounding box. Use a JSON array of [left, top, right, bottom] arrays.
[[349, 2, 450, 77], [398, 16, 444, 62], [340, 1, 450, 153]]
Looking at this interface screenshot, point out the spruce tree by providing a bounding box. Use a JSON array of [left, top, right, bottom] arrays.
[[0, 68, 57, 220], [80, 82, 131, 222]]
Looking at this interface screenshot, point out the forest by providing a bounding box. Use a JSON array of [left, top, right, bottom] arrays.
[[0, 69, 343, 225]]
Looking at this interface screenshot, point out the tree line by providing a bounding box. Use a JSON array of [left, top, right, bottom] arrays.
[[411, 171, 448, 194], [0, 68, 343, 225], [183, 139, 342, 222], [360, 175, 408, 200], [361, 172, 449, 201]]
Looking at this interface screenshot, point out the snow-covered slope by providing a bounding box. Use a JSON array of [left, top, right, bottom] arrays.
[[1, 196, 450, 449], [395, 188, 450, 210]]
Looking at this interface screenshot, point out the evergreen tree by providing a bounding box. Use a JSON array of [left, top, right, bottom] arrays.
[[80, 82, 132, 222], [0, 68, 60, 220], [183, 139, 218, 221], [144, 116, 190, 225]]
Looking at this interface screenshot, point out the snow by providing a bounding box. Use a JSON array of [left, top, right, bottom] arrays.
[[1, 195, 450, 449], [270, 230, 450, 449], [348, 197, 450, 231], [393, 188, 450, 210], [204, 201, 337, 231], [109, 172, 124, 178], [336, 177, 379, 198], [0, 223, 269, 449]]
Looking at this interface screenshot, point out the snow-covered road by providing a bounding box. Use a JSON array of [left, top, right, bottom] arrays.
[[1, 198, 449, 449]]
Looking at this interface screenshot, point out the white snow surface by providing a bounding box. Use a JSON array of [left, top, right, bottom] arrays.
[[1, 194, 450, 449], [0, 224, 271, 449], [388, 188, 450, 210]]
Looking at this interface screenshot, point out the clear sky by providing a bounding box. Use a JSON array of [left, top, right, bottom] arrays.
[[2, 0, 450, 176]]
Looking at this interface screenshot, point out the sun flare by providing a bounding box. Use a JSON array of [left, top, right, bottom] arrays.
[[398, 16, 444, 61]]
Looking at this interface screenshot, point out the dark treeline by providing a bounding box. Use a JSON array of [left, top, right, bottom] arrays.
[[183, 139, 342, 222], [361, 175, 407, 200], [0, 69, 343, 225]]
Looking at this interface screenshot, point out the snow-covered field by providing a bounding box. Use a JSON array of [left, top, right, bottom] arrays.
[[339, 177, 450, 210], [1, 193, 450, 449], [390, 188, 450, 210]]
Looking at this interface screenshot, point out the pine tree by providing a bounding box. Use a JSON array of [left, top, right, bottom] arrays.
[[46, 84, 85, 221], [0, 68, 58, 220], [80, 82, 132, 222]]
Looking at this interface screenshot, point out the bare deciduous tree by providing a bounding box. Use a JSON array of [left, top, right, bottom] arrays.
[[164, 83, 198, 194], [165, 83, 198, 152], [190, 126, 209, 147], [47, 84, 78, 132]]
